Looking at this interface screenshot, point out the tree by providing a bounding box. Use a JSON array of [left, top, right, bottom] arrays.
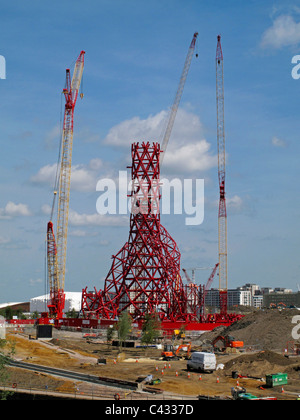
[[4, 307, 12, 320], [141, 314, 161, 352], [116, 311, 132, 351], [65, 308, 77, 318], [106, 326, 114, 343], [0, 339, 15, 400], [32, 311, 39, 319]]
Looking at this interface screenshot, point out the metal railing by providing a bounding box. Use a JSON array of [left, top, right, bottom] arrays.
[[0, 380, 196, 400]]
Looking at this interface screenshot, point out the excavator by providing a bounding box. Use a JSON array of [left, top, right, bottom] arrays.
[[212, 335, 244, 353], [161, 342, 192, 361]]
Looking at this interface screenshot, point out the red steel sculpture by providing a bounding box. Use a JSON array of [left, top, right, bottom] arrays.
[[82, 142, 202, 322]]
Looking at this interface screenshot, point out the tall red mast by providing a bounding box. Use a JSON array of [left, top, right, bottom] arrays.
[[216, 35, 228, 315]]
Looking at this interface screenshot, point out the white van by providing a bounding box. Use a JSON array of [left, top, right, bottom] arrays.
[[187, 352, 216, 373]]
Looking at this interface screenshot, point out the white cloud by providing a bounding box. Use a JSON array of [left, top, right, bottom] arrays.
[[0, 236, 11, 245], [31, 163, 57, 185], [68, 229, 91, 237], [209, 194, 245, 214], [227, 195, 244, 212], [260, 15, 300, 49], [31, 158, 104, 192], [104, 111, 166, 147], [77, 127, 101, 143], [29, 278, 43, 287], [271, 136, 287, 148], [70, 165, 97, 192], [0, 201, 32, 219], [41, 204, 51, 216], [42, 206, 127, 229], [68, 209, 128, 227], [163, 140, 217, 173], [104, 109, 217, 173], [89, 158, 103, 171], [45, 124, 60, 149]]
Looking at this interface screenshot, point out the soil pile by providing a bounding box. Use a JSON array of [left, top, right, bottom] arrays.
[[201, 308, 300, 351], [223, 350, 300, 378]]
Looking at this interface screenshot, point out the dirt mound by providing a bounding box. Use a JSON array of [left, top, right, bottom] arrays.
[[225, 350, 293, 369], [201, 309, 300, 352], [223, 350, 300, 378]]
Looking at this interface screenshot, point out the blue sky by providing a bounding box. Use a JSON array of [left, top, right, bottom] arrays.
[[0, 0, 300, 302]]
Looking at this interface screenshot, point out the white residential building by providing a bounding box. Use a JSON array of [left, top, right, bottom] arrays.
[[205, 288, 252, 308]]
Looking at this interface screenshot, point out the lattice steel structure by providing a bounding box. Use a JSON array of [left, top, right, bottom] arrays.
[[82, 142, 202, 322], [216, 35, 228, 315]]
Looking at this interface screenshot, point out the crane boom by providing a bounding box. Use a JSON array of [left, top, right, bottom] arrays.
[[160, 32, 198, 165], [204, 263, 219, 294], [182, 268, 193, 285], [47, 50, 85, 318], [216, 35, 228, 315], [197, 263, 218, 318]]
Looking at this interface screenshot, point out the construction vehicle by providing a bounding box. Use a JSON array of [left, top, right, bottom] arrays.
[[284, 341, 300, 356], [187, 352, 216, 373], [161, 342, 192, 361], [173, 329, 185, 339], [231, 387, 277, 401], [212, 335, 244, 353]]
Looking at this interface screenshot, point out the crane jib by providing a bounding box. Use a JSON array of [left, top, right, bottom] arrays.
[[160, 32, 198, 165]]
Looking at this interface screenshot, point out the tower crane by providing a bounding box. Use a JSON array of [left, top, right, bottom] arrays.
[[216, 35, 228, 316], [47, 51, 85, 319], [160, 32, 198, 166]]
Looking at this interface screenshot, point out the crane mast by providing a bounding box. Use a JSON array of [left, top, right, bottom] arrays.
[[216, 35, 228, 315], [47, 51, 85, 319], [160, 32, 198, 165]]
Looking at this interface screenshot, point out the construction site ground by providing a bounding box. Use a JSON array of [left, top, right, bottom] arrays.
[[3, 308, 300, 400]]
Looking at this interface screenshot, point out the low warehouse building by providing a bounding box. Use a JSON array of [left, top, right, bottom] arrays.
[[30, 292, 82, 314]]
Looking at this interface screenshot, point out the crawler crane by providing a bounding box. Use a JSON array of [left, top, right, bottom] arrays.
[[47, 51, 85, 319]]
